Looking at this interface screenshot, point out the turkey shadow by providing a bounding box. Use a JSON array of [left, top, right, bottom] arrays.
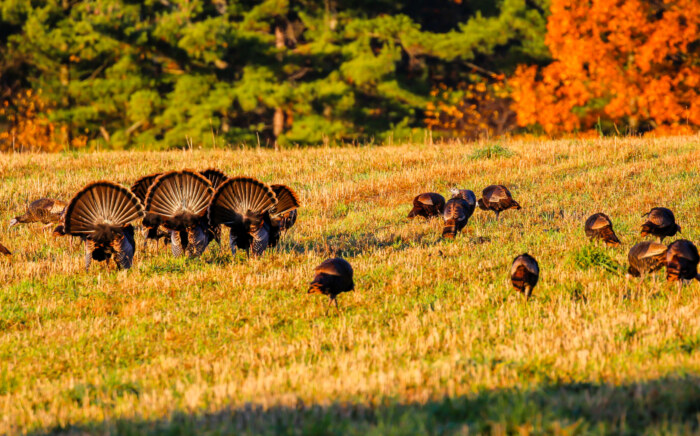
[[28, 374, 700, 434]]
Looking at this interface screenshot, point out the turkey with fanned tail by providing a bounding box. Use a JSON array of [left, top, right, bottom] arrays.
[[144, 170, 217, 258], [268, 184, 300, 247], [63, 181, 144, 270], [130, 173, 169, 249], [208, 177, 278, 256]]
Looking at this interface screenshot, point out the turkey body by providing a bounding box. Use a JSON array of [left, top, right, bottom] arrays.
[[584, 213, 621, 246], [10, 198, 66, 227], [477, 185, 521, 220], [309, 257, 354, 310], [510, 253, 539, 299], [407, 193, 445, 219], [627, 241, 667, 277], [640, 207, 680, 242], [665, 239, 700, 283], [442, 198, 471, 238], [63, 181, 144, 270]]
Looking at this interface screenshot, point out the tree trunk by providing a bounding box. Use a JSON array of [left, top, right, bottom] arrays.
[[273, 23, 285, 148]]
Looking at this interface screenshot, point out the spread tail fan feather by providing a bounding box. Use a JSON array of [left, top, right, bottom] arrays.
[[145, 170, 213, 222], [64, 181, 144, 239], [130, 173, 161, 205], [270, 184, 300, 216], [200, 168, 229, 189], [209, 177, 277, 227]]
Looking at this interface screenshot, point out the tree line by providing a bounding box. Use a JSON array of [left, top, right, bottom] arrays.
[[0, 0, 696, 151]]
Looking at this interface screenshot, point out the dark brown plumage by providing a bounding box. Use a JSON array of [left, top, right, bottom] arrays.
[[477, 185, 521, 220], [584, 213, 621, 246], [665, 239, 700, 283], [0, 242, 11, 256], [309, 257, 354, 312], [145, 170, 216, 258], [10, 198, 66, 228], [407, 193, 445, 219], [63, 181, 144, 270], [130, 173, 168, 250], [200, 168, 229, 190], [627, 241, 667, 278], [209, 177, 278, 256], [268, 184, 301, 247], [640, 207, 680, 243], [442, 198, 471, 238], [510, 253, 539, 299]]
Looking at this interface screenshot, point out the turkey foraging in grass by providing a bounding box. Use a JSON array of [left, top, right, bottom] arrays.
[[144, 170, 217, 258], [627, 241, 667, 278], [63, 181, 144, 270], [407, 193, 445, 219], [9, 198, 66, 229], [584, 213, 621, 246], [309, 257, 354, 312], [442, 198, 472, 239], [665, 239, 700, 283], [477, 185, 521, 221], [510, 253, 539, 299], [209, 177, 279, 256], [640, 207, 680, 243]]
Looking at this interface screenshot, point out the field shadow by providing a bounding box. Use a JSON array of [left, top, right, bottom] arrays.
[[30, 375, 700, 435]]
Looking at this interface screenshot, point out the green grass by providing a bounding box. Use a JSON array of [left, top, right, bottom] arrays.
[[2, 135, 700, 434]]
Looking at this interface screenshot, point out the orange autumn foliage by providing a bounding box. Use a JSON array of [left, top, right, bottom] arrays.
[[511, 0, 700, 135], [0, 90, 86, 152], [425, 77, 515, 140]]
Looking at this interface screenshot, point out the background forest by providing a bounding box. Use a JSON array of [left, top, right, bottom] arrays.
[[0, 0, 698, 151]]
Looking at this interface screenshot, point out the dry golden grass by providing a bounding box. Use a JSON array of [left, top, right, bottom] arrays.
[[2, 135, 700, 434]]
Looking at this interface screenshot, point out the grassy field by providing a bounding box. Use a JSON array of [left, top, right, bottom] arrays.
[[2, 136, 700, 435]]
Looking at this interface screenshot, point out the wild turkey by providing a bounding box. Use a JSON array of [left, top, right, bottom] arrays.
[[640, 207, 680, 242], [309, 257, 354, 312], [200, 168, 229, 189], [584, 213, 621, 246], [9, 198, 66, 228], [665, 239, 700, 283], [478, 185, 521, 220], [268, 184, 301, 247], [627, 241, 667, 278], [407, 193, 445, 219], [63, 181, 144, 270], [0, 241, 10, 256], [209, 177, 278, 256], [510, 253, 539, 299], [144, 170, 216, 258], [442, 198, 471, 238], [130, 173, 169, 249]]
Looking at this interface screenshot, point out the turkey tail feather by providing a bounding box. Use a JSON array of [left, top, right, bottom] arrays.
[[209, 177, 277, 226], [270, 184, 300, 216], [130, 173, 161, 206], [64, 181, 144, 236], [145, 170, 213, 220]]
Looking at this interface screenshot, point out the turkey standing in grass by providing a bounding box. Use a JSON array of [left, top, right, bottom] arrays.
[[477, 185, 521, 220], [268, 184, 301, 247], [63, 181, 144, 270], [584, 213, 621, 246], [449, 188, 477, 216], [407, 193, 445, 219], [442, 198, 471, 238], [0, 241, 10, 256], [627, 241, 668, 278], [510, 253, 539, 299], [131, 173, 169, 249], [209, 177, 281, 256], [145, 170, 217, 258], [9, 198, 66, 229], [665, 240, 700, 283], [309, 257, 354, 312], [640, 207, 680, 243]]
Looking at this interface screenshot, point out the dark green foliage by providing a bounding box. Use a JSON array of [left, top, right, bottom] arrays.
[[0, 0, 548, 149]]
